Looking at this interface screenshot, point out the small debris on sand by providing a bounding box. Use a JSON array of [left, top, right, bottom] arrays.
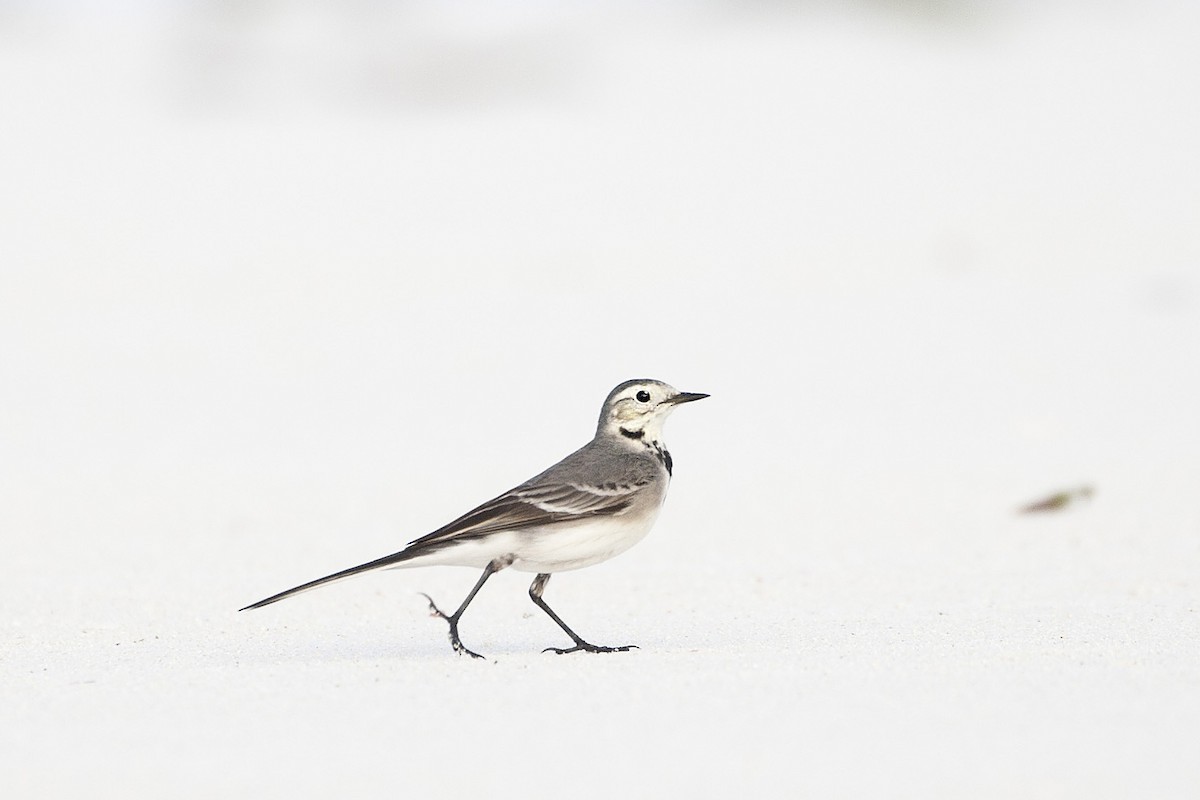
[[1019, 485, 1095, 514]]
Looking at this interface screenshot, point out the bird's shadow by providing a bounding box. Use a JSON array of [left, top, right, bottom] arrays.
[[234, 624, 667, 665]]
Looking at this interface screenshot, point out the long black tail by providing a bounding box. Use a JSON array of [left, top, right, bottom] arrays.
[[239, 547, 424, 611]]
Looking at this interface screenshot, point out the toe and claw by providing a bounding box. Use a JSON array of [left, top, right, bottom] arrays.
[[420, 592, 486, 660], [543, 642, 638, 655]]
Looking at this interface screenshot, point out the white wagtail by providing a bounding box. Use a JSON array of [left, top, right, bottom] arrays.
[[241, 379, 707, 658]]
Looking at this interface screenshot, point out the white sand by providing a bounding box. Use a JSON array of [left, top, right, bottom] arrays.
[[3, 3, 1199, 797]]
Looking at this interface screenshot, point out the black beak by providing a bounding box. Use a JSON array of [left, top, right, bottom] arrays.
[[667, 391, 709, 405]]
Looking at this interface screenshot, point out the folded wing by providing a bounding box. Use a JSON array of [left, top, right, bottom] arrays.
[[408, 479, 649, 549]]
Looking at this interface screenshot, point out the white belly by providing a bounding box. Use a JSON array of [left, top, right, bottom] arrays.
[[510, 508, 663, 573]]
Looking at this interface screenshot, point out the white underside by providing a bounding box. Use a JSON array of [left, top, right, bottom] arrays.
[[394, 506, 663, 574]]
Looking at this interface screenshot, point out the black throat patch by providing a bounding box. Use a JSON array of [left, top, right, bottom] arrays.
[[621, 427, 672, 475], [649, 441, 673, 476]]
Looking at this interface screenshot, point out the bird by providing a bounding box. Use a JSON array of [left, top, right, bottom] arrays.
[[240, 378, 708, 658]]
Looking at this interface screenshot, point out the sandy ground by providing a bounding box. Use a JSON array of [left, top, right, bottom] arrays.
[[3, 2, 1199, 797]]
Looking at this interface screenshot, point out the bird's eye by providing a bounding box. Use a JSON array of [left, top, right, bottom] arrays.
[[635, 390, 651, 403]]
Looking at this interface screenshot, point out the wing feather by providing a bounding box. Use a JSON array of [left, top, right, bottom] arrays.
[[406, 480, 648, 550]]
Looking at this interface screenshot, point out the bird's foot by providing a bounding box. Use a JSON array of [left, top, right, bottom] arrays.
[[419, 592, 487, 660], [543, 642, 639, 655], [449, 637, 487, 660]]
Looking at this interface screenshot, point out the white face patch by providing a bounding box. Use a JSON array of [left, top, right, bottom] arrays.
[[596, 379, 686, 443], [606, 386, 678, 440], [614, 398, 646, 422]]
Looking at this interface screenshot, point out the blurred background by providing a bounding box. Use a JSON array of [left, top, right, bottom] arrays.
[[2, 1, 1199, 796], [3, 0, 1197, 574]]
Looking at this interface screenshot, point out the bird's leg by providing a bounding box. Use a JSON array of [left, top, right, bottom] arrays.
[[529, 573, 638, 655], [421, 558, 506, 659]]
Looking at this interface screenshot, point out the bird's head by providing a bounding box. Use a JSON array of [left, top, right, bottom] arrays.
[[596, 379, 708, 442]]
